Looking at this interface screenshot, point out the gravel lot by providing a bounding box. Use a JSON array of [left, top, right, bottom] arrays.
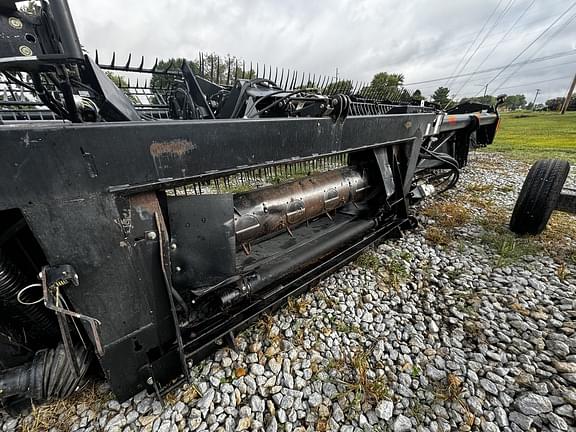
[[3, 152, 576, 432]]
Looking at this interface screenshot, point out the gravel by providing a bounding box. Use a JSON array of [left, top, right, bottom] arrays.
[[2, 152, 576, 432]]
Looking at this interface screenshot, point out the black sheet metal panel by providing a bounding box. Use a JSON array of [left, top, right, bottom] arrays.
[[19, 192, 180, 400], [557, 189, 576, 214], [0, 113, 432, 400], [0, 113, 435, 207], [168, 195, 236, 289]]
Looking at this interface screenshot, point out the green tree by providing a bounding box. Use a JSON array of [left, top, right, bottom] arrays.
[[502, 94, 526, 110], [545, 96, 575, 111], [432, 87, 452, 107], [105, 72, 138, 104], [460, 95, 497, 106], [150, 58, 190, 90], [150, 55, 252, 90], [323, 80, 353, 95], [370, 72, 405, 90], [411, 89, 425, 102], [360, 72, 405, 99]]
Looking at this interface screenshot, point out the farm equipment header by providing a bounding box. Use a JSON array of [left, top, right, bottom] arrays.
[[0, 0, 501, 408]]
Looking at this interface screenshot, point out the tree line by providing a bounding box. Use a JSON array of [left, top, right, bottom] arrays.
[[107, 57, 574, 111]]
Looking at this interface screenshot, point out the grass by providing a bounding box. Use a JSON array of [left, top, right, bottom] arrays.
[[354, 249, 409, 289], [423, 200, 471, 228], [354, 250, 380, 273], [487, 111, 576, 164], [433, 373, 475, 427], [478, 199, 576, 265], [20, 381, 112, 432], [336, 349, 390, 413], [422, 200, 472, 246]]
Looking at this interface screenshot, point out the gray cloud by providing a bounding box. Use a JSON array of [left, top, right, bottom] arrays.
[[68, 0, 575, 103]]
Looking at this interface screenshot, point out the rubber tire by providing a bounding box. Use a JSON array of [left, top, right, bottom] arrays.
[[509, 159, 570, 235]]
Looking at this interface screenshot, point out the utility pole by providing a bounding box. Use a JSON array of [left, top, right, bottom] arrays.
[[531, 89, 541, 111], [560, 72, 576, 114]]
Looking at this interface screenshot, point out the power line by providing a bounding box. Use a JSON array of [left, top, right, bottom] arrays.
[[449, 0, 517, 102], [464, 59, 576, 96], [404, 49, 576, 86], [443, 0, 504, 89], [451, 0, 535, 100], [485, 1, 576, 91], [496, 75, 572, 90], [492, 10, 576, 93]]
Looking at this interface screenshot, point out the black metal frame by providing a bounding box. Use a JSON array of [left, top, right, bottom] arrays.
[[557, 188, 576, 214], [0, 0, 501, 404]]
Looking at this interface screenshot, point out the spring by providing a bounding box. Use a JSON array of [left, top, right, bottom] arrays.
[[0, 248, 58, 341]]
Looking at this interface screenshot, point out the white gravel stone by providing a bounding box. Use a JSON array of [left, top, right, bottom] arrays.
[[375, 400, 394, 420], [514, 392, 553, 416], [3, 153, 576, 432], [392, 414, 412, 432]]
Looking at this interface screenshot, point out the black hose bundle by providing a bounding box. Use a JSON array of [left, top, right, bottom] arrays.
[[419, 147, 461, 194], [0, 249, 58, 341], [0, 343, 91, 401]]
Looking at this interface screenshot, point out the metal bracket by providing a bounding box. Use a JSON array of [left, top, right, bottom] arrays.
[[154, 212, 191, 384], [40, 265, 104, 363]]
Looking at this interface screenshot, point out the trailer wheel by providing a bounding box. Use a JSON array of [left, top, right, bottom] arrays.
[[509, 159, 570, 235]]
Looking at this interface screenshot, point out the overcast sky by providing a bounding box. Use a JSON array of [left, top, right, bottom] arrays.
[[68, 0, 575, 104]]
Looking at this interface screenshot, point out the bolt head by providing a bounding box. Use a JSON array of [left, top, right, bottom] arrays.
[[170, 243, 177, 250], [146, 377, 154, 385], [19, 45, 33, 56], [146, 231, 157, 240], [8, 17, 22, 29]]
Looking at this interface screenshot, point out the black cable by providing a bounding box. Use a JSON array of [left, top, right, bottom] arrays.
[[448, 0, 516, 103], [492, 10, 576, 93], [485, 1, 576, 91], [31, 73, 68, 119], [445, 0, 505, 89], [2, 72, 36, 92], [420, 147, 461, 193], [247, 88, 317, 118], [171, 288, 189, 317], [404, 49, 576, 87], [451, 0, 535, 101], [229, 78, 282, 118]]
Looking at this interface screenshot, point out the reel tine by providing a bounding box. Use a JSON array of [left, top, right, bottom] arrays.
[[227, 57, 231, 85], [110, 52, 116, 67], [95, 49, 99, 64], [138, 56, 145, 71], [166, 59, 174, 73], [125, 53, 132, 69], [274, 67, 278, 84]]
